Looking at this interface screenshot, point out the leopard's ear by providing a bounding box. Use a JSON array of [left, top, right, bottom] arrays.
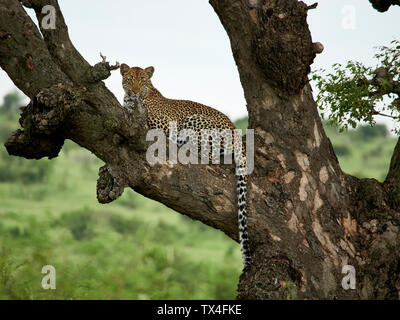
[[120, 63, 130, 76], [145, 66, 154, 78]]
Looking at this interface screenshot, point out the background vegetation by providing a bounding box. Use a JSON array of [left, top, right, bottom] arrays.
[[0, 91, 396, 299]]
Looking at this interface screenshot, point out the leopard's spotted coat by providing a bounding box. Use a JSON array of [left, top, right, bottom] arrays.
[[120, 64, 251, 268]]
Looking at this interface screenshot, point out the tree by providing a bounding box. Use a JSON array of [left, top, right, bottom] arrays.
[[1, 0, 400, 299], [313, 40, 400, 133]]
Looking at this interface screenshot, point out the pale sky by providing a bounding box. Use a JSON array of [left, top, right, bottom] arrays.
[[0, 0, 399, 126]]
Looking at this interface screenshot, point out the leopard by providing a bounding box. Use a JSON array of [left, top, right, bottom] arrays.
[[120, 64, 251, 269]]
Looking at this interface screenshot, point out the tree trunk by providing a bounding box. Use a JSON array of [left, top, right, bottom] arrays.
[[1, 0, 400, 299]]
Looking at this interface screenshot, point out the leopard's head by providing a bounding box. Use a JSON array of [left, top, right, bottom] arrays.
[[120, 64, 154, 98]]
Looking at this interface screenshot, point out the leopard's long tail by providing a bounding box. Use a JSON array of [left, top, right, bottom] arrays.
[[237, 165, 251, 268]]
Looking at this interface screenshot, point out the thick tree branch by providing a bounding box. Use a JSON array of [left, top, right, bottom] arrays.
[[97, 164, 129, 204], [86, 53, 120, 83], [20, 0, 93, 83], [5, 129, 64, 159], [0, 0, 71, 97], [20, 0, 118, 84]]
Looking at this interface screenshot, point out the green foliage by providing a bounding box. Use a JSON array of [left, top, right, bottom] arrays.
[[0, 151, 54, 184], [0, 92, 54, 184], [55, 208, 96, 241], [113, 188, 137, 209], [283, 280, 298, 300], [0, 206, 241, 299], [1, 91, 24, 114], [328, 123, 395, 181], [313, 61, 374, 129], [234, 117, 248, 133], [359, 123, 388, 140], [333, 144, 350, 157], [312, 39, 400, 132], [108, 214, 140, 235], [375, 40, 400, 80]]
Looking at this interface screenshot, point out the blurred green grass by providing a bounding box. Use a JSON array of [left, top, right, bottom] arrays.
[[0, 92, 397, 299], [0, 139, 241, 299]]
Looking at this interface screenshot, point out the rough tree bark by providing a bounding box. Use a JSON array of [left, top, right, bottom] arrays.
[[1, 0, 400, 299]]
